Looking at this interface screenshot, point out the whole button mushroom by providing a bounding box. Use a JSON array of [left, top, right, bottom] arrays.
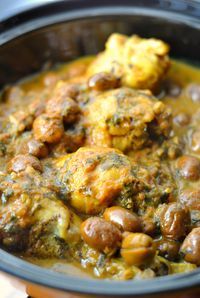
[[121, 233, 156, 266], [176, 155, 200, 181], [191, 130, 200, 153], [8, 154, 42, 173], [49, 80, 80, 101], [165, 81, 181, 97], [60, 83, 80, 100], [158, 203, 190, 240], [179, 189, 200, 211], [103, 206, 142, 232], [173, 113, 190, 127], [186, 83, 200, 102], [46, 96, 80, 124], [26, 139, 49, 158], [33, 114, 64, 144], [81, 217, 122, 254], [156, 238, 180, 261], [88, 72, 120, 91], [28, 98, 46, 117], [141, 217, 157, 236], [181, 227, 200, 265]]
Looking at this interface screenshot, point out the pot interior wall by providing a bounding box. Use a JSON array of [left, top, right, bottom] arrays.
[[0, 15, 199, 87]]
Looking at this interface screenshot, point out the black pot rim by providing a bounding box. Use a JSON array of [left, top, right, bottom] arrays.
[[1, 0, 200, 45], [0, 0, 200, 296], [1, 248, 200, 296]]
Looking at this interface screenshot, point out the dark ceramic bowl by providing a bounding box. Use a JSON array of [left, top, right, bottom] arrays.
[[0, 1, 200, 297]]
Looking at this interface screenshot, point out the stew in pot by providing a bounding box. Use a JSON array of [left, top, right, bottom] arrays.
[[0, 33, 200, 280]]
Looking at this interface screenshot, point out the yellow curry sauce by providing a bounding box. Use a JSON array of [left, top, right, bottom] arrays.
[[0, 33, 200, 280]]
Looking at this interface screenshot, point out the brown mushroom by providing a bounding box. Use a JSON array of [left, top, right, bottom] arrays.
[[33, 114, 64, 144], [46, 96, 80, 124], [179, 189, 200, 211], [121, 233, 155, 266], [176, 155, 200, 181], [26, 139, 49, 158], [156, 238, 180, 261], [8, 154, 42, 173], [181, 227, 200, 265], [103, 206, 142, 232], [158, 203, 190, 240], [88, 72, 120, 91], [81, 217, 122, 254]]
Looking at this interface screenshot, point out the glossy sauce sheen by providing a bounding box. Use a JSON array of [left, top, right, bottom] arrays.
[[1, 33, 200, 280]]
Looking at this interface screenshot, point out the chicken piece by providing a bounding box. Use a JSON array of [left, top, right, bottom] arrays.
[[28, 193, 82, 257], [56, 147, 142, 214], [84, 88, 171, 152], [0, 191, 32, 251], [0, 176, 82, 256], [88, 33, 170, 91]]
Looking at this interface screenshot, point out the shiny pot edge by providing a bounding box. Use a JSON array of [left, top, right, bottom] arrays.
[[0, 0, 200, 297]]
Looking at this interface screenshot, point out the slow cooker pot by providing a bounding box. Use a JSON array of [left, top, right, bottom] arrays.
[[0, 1, 200, 297]]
